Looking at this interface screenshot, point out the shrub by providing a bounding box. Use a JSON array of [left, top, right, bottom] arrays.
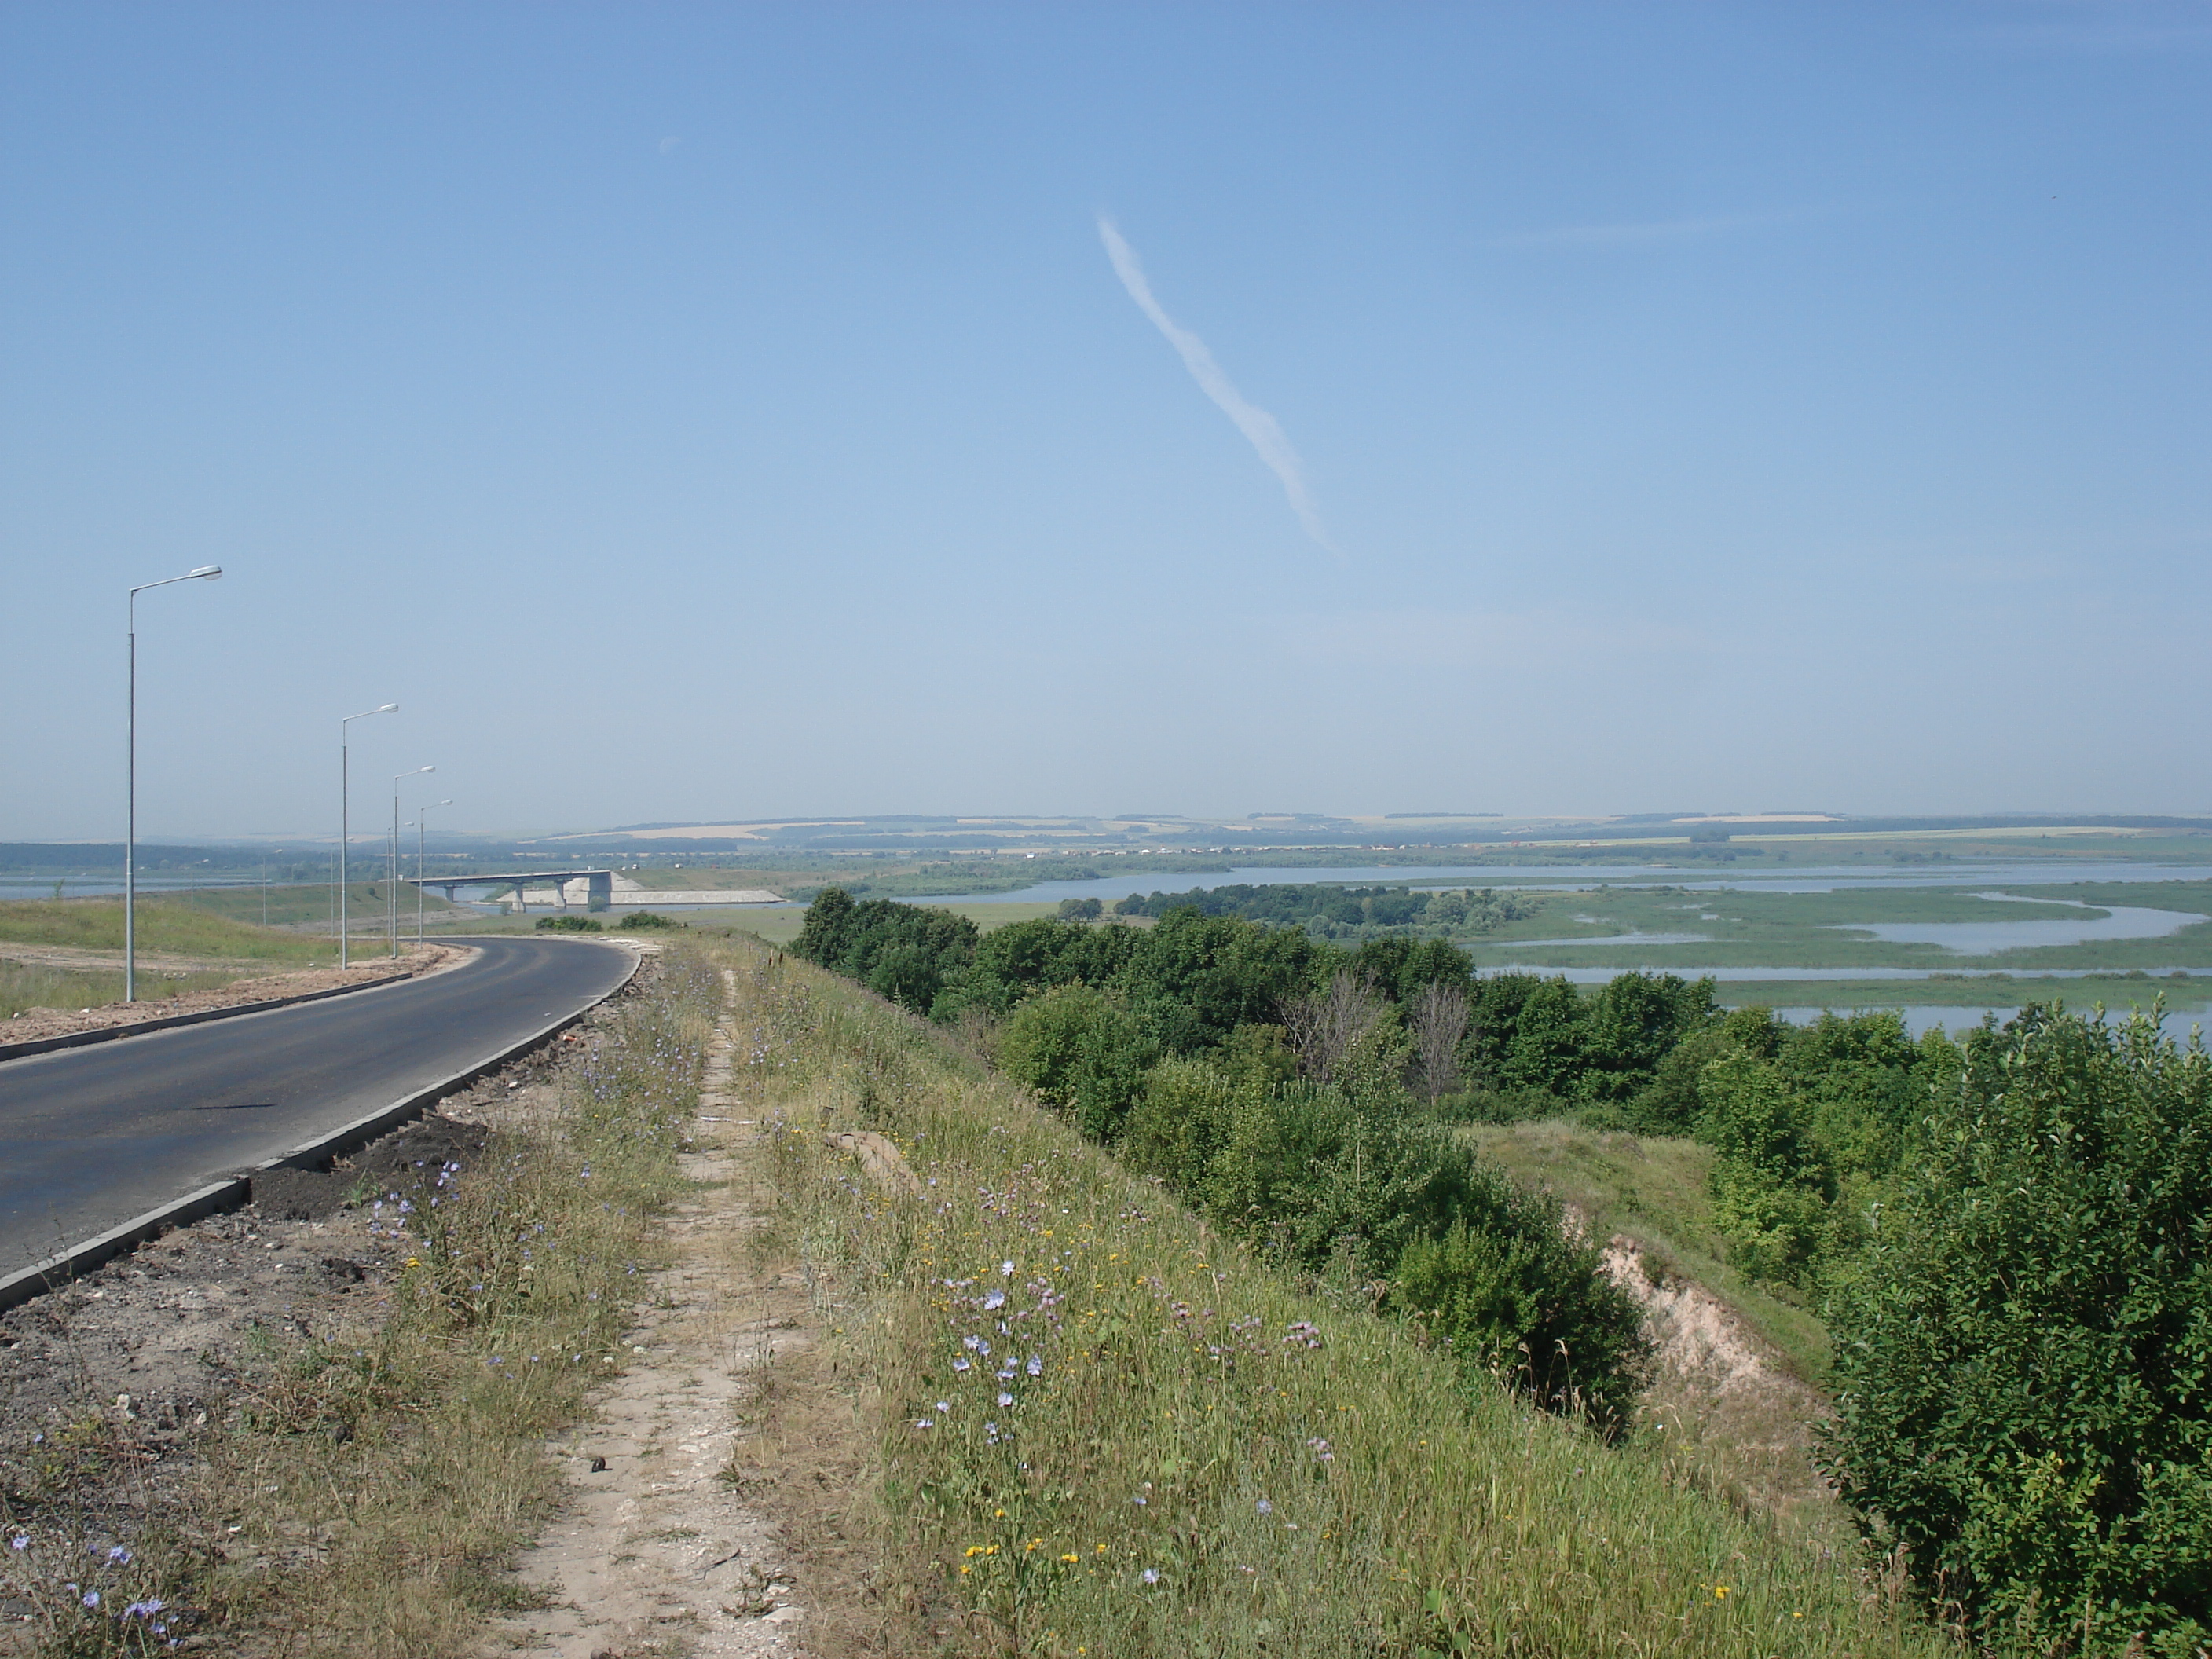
[[1822, 1005, 2212, 1653], [996, 983, 1159, 1143], [1393, 1180, 1650, 1431], [792, 887, 978, 1016], [533, 914, 602, 932], [617, 910, 683, 930]]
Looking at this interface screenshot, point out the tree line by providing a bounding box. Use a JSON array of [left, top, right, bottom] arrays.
[[793, 888, 2212, 1654], [1087, 881, 1540, 938]]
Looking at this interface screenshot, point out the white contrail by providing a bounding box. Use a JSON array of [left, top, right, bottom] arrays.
[[1097, 215, 1336, 555]]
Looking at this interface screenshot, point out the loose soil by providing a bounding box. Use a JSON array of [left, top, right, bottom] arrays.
[[1601, 1235, 1838, 1530], [0, 946, 461, 1048], [483, 969, 869, 1659]]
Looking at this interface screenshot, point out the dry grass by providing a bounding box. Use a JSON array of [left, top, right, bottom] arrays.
[[0, 958, 245, 1020], [721, 936, 1951, 1659]]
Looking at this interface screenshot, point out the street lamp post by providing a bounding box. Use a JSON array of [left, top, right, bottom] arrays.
[[391, 766, 434, 958], [416, 799, 452, 945], [126, 565, 222, 1002], [339, 704, 398, 969]]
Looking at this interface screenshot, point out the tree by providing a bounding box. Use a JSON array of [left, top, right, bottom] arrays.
[[1822, 1005, 2212, 1654], [1281, 970, 1387, 1082], [995, 983, 1158, 1143], [1577, 972, 1717, 1104], [791, 887, 979, 1016], [1408, 980, 1468, 1105]]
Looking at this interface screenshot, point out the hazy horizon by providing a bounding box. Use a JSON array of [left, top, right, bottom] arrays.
[[5, 3, 2208, 841]]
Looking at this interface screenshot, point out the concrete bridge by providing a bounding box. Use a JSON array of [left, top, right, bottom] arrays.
[[412, 870, 616, 911], [410, 872, 785, 912]]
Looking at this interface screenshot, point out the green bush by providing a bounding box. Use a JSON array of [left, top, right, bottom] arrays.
[[1393, 1182, 1650, 1432], [792, 887, 979, 1016], [996, 983, 1160, 1143], [617, 910, 683, 930], [533, 914, 602, 932], [1822, 1005, 2212, 1654]]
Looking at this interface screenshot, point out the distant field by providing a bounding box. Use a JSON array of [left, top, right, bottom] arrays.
[[706, 899, 1062, 948]]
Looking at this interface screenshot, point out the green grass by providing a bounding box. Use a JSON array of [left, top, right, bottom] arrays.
[[1715, 974, 2208, 1023], [0, 956, 247, 1020], [0, 895, 340, 965], [179, 880, 473, 931], [734, 939, 1946, 1658]]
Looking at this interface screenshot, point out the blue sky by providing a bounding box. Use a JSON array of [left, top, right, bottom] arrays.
[[5, 2, 2208, 840]]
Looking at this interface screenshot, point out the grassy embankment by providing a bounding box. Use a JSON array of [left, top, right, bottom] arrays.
[[0, 896, 360, 1020], [732, 935, 1943, 1658], [2, 943, 717, 1655], [175, 881, 471, 934]]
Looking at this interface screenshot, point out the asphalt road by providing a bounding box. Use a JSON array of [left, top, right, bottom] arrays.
[[0, 935, 635, 1274]]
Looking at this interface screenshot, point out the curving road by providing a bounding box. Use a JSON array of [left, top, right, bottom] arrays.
[[0, 936, 635, 1276]]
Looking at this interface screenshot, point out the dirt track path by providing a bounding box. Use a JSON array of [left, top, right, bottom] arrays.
[[491, 971, 822, 1659]]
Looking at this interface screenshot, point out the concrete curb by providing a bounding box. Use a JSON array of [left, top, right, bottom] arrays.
[[0, 960, 441, 1065], [0, 942, 643, 1317]]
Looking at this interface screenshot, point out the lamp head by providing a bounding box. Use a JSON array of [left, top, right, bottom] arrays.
[[189, 565, 222, 580]]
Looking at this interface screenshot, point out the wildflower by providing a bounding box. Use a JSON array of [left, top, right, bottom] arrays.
[[1256, 1499, 1273, 1515], [1060, 1553, 1079, 1564], [936, 1401, 950, 1413], [1026, 1354, 1042, 1376], [1000, 1260, 1015, 1276], [123, 1599, 165, 1619], [1714, 1586, 1729, 1599], [8, 1535, 26, 1551], [82, 1591, 101, 1609], [998, 1391, 1015, 1408], [983, 1290, 1005, 1311], [914, 1419, 935, 1430], [106, 1545, 131, 1563], [1141, 1568, 1161, 1584], [952, 1358, 971, 1372]]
